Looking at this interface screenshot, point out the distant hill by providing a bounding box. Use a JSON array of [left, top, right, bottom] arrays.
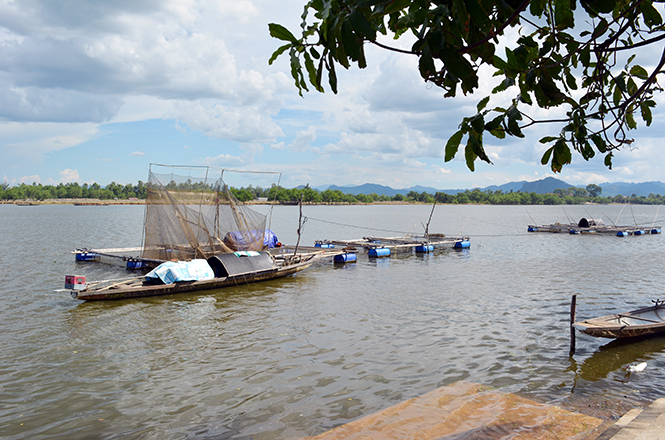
[[326, 183, 402, 197], [520, 177, 572, 193], [600, 181, 665, 197], [314, 178, 665, 197]]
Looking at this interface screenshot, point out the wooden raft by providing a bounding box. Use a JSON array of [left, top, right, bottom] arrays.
[[300, 381, 605, 440]]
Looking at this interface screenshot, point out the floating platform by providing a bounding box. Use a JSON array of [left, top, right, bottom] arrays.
[[299, 380, 604, 440], [315, 234, 470, 257], [528, 218, 661, 236], [73, 245, 350, 270]]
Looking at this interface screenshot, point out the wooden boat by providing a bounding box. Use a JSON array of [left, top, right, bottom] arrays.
[[70, 248, 330, 301], [64, 164, 347, 301], [574, 301, 665, 338]]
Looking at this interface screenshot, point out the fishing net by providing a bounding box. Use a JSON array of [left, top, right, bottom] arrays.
[[141, 164, 277, 262]]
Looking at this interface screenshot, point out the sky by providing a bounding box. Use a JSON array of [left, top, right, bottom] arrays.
[[1, 0, 665, 191]]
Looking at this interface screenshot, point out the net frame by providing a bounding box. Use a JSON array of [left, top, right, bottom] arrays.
[[140, 164, 281, 261]]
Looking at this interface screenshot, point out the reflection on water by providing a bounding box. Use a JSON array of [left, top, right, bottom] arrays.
[[1, 203, 665, 439], [570, 335, 665, 383]]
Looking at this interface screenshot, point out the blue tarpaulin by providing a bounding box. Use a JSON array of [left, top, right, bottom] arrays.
[[145, 259, 215, 284], [223, 230, 279, 250]]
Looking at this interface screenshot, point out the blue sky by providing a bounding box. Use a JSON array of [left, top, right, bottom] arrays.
[[1, 1, 664, 191]]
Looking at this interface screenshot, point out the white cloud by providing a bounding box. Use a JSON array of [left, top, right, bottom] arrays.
[[171, 100, 283, 143], [19, 174, 41, 184], [59, 168, 79, 182], [0, 122, 100, 159], [1, 0, 664, 189], [289, 127, 317, 152]]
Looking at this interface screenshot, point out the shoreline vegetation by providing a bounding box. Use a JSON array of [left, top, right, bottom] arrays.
[[3, 181, 665, 206]]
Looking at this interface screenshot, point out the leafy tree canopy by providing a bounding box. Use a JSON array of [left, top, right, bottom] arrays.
[[269, 0, 665, 172]]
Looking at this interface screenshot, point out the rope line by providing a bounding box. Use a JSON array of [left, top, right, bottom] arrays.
[[307, 216, 416, 235]]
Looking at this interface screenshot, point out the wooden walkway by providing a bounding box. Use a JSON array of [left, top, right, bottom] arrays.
[[299, 381, 608, 440]]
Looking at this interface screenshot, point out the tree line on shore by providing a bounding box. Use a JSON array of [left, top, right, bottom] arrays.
[[3, 180, 665, 205]]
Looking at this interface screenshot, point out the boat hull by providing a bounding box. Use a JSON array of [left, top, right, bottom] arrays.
[[71, 259, 316, 301], [574, 304, 665, 339]]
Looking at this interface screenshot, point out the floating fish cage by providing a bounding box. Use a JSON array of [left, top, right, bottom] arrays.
[[528, 217, 662, 237]]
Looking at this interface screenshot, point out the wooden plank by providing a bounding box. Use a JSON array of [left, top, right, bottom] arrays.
[[299, 381, 603, 440]]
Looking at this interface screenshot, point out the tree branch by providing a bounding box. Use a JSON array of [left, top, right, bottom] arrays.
[[459, 0, 532, 54]]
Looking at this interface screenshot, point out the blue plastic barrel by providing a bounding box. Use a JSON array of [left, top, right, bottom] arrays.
[[634, 230, 645, 235], [616, 231, 629, 237], [126, 260, 145, 269], [75, 252, 97, 261], [652, 228, 662, 234], [454, 240, 471, 249], [315, 243, 335, 248], [528, 226, 538, 232], [415, 245, 434, 253], [334, 253, 357, 263], [569, 229, 580, 234], [369, 248, 390, 258]]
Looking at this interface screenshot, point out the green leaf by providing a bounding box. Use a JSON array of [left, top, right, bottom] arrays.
[[630, 65, 649, 80], [470, 114, 485, 133], [465, 0, 491, 32], [538, 70, 566, 104], [626, 111, 637, 129], [289, 48, 306, 96], [384, 0, 411, 14], [476, 96, 490, 113], [303, 52, 321, 91], [640, 1, 663, 27], [440, 46, 478, 94], [541, 146, 554, 166], [554, 0, 574, 28], [564, 69, 578, 90], [580, 141, 595, 160], [506, 105, 524, 137], [591, 134, 607, 153], [612, 83, 622, 106], [539, 136, 559, 144], [580, 45, 591, 67], [269, 44, 291, 65], [519, 80, 533, 105], [604, 153, 613, 169], [419, 44, 436, 79], [640, 101, 654, 126], [551, 139, 571, 172], [469, 132, 491, 164], [353, 0, 385, 8], [465, 139, 477, 171], [445, 130, 464, 162], [328, 54, 338, 93], [269, 23, 298, 42], [340, 19, 362, 61], [349, 9, 376, 40]]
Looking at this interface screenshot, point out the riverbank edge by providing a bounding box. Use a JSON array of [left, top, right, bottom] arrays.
[[0, 199, 605, 206]]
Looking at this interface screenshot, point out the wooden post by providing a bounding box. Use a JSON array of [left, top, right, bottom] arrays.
[[569, 294, 577, 355], [292, 195, 304, 261]]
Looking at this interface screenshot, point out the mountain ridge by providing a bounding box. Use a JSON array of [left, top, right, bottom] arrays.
[[313, 178, 665, 197]]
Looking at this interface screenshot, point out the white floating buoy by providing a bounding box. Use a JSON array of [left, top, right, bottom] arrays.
[[627, 362, 647, 372]]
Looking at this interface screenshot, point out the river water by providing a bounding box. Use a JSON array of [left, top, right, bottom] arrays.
[[1, 203, 665, 439]]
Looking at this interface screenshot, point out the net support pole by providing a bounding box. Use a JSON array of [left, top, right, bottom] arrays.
[[291, 195, 304, 262]]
